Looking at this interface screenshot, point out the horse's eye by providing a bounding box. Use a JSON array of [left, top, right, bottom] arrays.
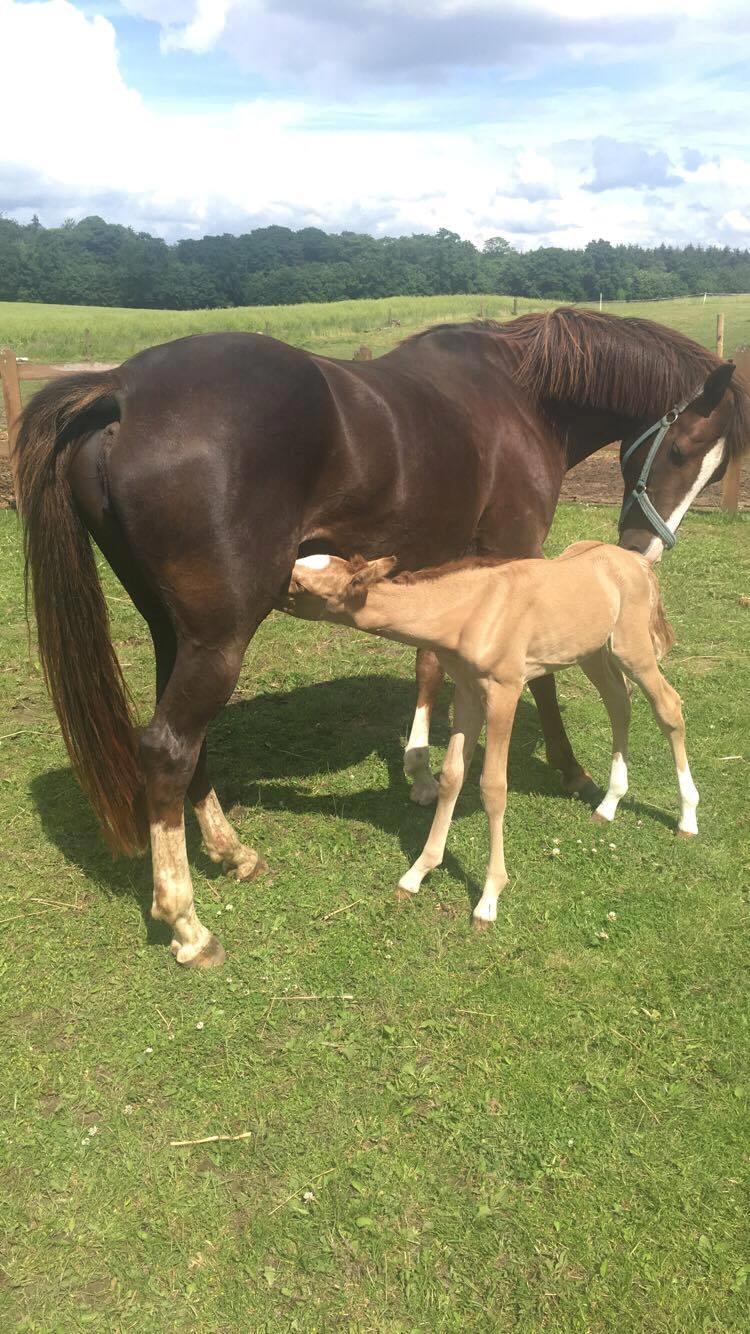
[[670, 443, 684, 465]]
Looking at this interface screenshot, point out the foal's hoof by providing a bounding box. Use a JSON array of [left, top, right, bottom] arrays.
[[590, 810, 611, 826], [472, 916, 491, 933], [173, 934, 226, 969], [394, 886, 417, 903], [675, 828, 698, 841]]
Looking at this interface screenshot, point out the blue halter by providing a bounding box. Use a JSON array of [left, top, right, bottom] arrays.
[[618, 392, 695, 550]]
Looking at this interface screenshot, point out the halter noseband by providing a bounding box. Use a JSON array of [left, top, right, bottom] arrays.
[[618, 391, 695, 550]]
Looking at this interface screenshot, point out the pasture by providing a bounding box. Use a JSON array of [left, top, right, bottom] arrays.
[[2, 292, 750, 365], [1, 501, 748, 1330]]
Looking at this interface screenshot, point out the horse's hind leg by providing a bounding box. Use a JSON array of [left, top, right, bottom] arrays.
[[149, 615, 263, 883], [578, 651, 633, 824], [189, 748, 266, 882], [404, 649, 444, 805], [141, 636, 250, 967]]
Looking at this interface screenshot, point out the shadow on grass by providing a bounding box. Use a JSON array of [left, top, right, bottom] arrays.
[[32, 672, 679, 922]]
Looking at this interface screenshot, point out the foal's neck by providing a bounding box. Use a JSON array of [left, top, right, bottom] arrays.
[[344, 572, 480, 652]]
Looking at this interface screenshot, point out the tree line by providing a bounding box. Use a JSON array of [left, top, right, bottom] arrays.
[[2, 214, 749, 310]]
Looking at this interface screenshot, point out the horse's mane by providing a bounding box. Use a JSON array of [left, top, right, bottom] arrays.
[[407, 308, 750, 460]]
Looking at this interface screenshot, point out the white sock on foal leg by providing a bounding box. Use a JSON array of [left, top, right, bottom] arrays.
[[677, 763, 699, 836], [594, 752, 628, 823]]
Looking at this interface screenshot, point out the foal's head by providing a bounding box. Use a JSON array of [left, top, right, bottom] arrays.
[[618, 363, 737, 562], [283, 554, 397, 619]]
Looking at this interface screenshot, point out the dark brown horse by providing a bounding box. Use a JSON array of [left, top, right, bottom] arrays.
[[16, 308, 748, 966]]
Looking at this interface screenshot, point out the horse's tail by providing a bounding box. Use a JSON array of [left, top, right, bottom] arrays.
[[16, 372, 148, 855], [646, 567, 675, 662]]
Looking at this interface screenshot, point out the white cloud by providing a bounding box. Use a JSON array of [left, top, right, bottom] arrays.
[[0, 0, 748, 251]]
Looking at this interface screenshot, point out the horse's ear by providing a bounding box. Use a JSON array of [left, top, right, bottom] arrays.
[[690, 362, 735, 417], [347, 555, 398, 596]]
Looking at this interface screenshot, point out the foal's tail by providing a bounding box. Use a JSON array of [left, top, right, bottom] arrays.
[[646, 568, 675, 661], [16, 373, 148, 855]]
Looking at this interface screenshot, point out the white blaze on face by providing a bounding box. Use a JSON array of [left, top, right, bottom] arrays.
[[639, 438, 727, 564]]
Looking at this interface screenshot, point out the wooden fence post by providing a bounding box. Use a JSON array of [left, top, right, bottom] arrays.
[[0, 346, 22, 511], [721, 345, 748, 514], [716, 313, 725, 359]]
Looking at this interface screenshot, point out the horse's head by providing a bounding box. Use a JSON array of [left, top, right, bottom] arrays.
[[618, 363, 736, 562], [282, 553, 397, 619]]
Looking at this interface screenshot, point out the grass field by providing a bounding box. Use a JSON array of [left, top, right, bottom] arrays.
[[2, 292, 750, 365], [1, 502, 748, 1330]]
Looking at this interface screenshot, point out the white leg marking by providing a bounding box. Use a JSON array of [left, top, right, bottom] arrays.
[[193, 788, 261, 878], [404, 704, 439, 805], [151, 816, 213, 964], [677, 763, 699, 836], [472, 876, 507, 924], [595, 752, 629, 822]]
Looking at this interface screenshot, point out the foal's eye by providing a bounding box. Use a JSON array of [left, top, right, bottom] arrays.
[[670, 443, 684, 465]]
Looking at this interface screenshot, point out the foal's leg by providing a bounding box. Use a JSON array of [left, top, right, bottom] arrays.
[[472, 682, 521, 930], [529, 674, 592, 794], [404, 649, 445, 806], [398, 685, 483, 896], [141, 638, 249, 966], [578, 652, 633, 824], [624, 662, 699, 837]]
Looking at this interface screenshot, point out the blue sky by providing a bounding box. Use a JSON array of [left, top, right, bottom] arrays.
[[2, 0, 749, 248]]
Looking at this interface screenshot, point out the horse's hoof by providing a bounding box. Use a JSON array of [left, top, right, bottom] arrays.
[[409, 780, 439, 807], [675, 828, 697, 841], [394, 886, 417, 903], [227, 854, 268, 882], [590, 810, 610, 825], [561, 769, 594, 796], [174, 934, 226, 968]]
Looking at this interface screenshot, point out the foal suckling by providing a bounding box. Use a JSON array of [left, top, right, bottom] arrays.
[[284, 542, 697, 929]]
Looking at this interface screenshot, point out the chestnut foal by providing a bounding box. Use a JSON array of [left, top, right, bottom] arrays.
[[283, 542, 697, 929]]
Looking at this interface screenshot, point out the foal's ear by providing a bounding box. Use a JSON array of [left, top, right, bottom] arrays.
[[690, 362, 735, 417], [347, 555, 398, 596]]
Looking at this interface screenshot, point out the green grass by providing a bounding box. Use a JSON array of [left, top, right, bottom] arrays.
[[1, 504, 749, 1329], [2, 292, 749, 364]]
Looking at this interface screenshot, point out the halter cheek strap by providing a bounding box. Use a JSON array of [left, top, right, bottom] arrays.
[[618, 391, 695, 550]]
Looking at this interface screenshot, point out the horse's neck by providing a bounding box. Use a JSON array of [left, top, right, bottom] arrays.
[[556, 408, 634, 470]]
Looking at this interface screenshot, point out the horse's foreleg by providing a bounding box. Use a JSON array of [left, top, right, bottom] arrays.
[[404, 649, 445, 805], [528, 674, 592, 794], [398, 686, 483, 896], [472, 682, 520, 929]]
